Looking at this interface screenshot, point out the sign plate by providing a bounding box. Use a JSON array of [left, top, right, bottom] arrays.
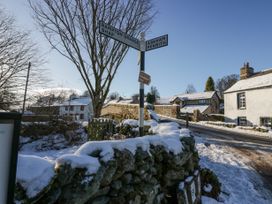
[[138, 71, 151, 85], [0, 121, 14, 204], [146, 34, 168, 51], [99, 21, 140, 50]]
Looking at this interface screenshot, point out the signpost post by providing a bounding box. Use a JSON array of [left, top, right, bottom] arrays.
[[99, 21, 168, 136], [0, 112, 21, 204]]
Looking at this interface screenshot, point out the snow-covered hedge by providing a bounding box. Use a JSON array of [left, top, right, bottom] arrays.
[[15, 123, 200, 204]]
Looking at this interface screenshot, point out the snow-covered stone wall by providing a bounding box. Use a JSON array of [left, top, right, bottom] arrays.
[[15, 128, 199, 204]]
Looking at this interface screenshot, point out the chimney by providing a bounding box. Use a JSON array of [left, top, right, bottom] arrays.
[[240, 62, 254, 79]]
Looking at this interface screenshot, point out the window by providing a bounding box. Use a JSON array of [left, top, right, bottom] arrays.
[[80, 105, 84, 111], [65, 106, 68, 111], [260, 117, 272, 127], [70, 106, 74, 111], [199, 99, 206, 104], [80, 114, 84, 120], [237, 92, 246, 109], [238, 117, 247, 126]]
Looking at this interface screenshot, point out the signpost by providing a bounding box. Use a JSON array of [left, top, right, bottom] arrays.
[[0, 112, 21, 204], [99, 21, 168, 136], [138, 71, 151, 85]]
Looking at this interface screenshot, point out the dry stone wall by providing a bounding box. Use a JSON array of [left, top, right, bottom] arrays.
[[15, 136, 199, 204]]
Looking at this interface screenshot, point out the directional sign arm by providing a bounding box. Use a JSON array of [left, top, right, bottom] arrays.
[[99, 21, 140, 50], [146, 34, 168, 51]]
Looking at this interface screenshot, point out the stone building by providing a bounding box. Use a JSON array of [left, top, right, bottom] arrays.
[[169, 91, 220, 114], [224, 63, 272, 126]]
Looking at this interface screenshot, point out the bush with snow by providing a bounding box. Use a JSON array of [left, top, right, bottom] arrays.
[[200, 168, 221, 200]]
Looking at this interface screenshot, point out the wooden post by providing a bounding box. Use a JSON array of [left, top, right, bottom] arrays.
[[22, 62, 31, 114]]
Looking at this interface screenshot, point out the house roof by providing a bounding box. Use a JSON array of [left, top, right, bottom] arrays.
[[224, 72, 272, 93], [170, 91, 216, 102], [180, 105, 209, 114], [156, 97, 171, 104], [61, 97, 91, 106]]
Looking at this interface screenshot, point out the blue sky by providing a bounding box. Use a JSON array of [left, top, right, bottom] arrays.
[[2, 0, 272, 97]]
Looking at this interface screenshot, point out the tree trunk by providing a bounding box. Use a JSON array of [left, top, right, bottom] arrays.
[[92, 98, 103, 118]]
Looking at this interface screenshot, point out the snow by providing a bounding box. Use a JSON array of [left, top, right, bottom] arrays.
[[55, 154, 100, 174], [198, 121, 272, 138], [76, 134, 184, 162], [225, 72, 272, 93], [149, 122, 180, 135], [61, 97, 91, 106], [202, 196, 222, 204], [204, 184, 213, 193], [196, 136, 272, 203], [180, 105, 209, 113], [179, 182, 185, 190], [107, 98, 134, 105], [76, 122, 185, 162], [170, 91, 216, 102], [185, 176, 193, 182], [16, 154, 55, 198], [121, 119, 158, 128], [121, 119, 139, 127], [156, 97, 171, 104], [148, 109, 161, 122]]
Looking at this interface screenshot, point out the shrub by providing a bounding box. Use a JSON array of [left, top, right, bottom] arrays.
[[200, 168, 221, 199]]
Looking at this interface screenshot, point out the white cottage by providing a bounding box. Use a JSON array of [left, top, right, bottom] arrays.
[[59, 96, 93, 121], [224, 63, 272, 127]]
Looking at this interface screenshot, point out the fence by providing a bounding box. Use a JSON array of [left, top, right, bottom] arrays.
[[88, 118, 116, 140]]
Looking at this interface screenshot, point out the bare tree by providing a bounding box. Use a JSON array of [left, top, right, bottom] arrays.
[[185, 84, 196, 94], [29, 0, 155, 117], [0, 8, 46, 110], [30, 88, 79, 107], [216, 74, 239, 99]]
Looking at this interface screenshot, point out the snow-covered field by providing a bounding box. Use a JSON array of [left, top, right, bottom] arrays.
[[17, 121, 272, 203]]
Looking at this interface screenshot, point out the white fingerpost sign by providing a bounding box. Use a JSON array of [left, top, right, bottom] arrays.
[[99, 21, 140, 50], [146, 34, 168, 51], [99, 20, 168, 136], [0, 113, 21, 204]]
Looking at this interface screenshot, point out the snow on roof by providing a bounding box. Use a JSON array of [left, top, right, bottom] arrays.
[[170, 91, 216, 102], [180, 105, 209, 114], [156, 97, 171, 104], [61, 97, 91, 106], [225, 72, 272, 93], [107, 98, 134, 105], [16, 154, 55, 198]]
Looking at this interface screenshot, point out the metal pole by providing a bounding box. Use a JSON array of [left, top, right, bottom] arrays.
[[139, 33, 145, 136], [22, 62, 31, 114]]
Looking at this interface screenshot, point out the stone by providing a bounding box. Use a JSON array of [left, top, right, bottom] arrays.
[[100, 160, 117, 186], [111, 180, 122, 190], [121, 173, 132, 184], [91, 196, 110, 204]]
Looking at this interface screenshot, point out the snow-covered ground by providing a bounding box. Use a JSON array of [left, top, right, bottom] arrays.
[[17, 121, 272, 203], [198, 121, 272, 138], [196, 134, 272, 204]]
